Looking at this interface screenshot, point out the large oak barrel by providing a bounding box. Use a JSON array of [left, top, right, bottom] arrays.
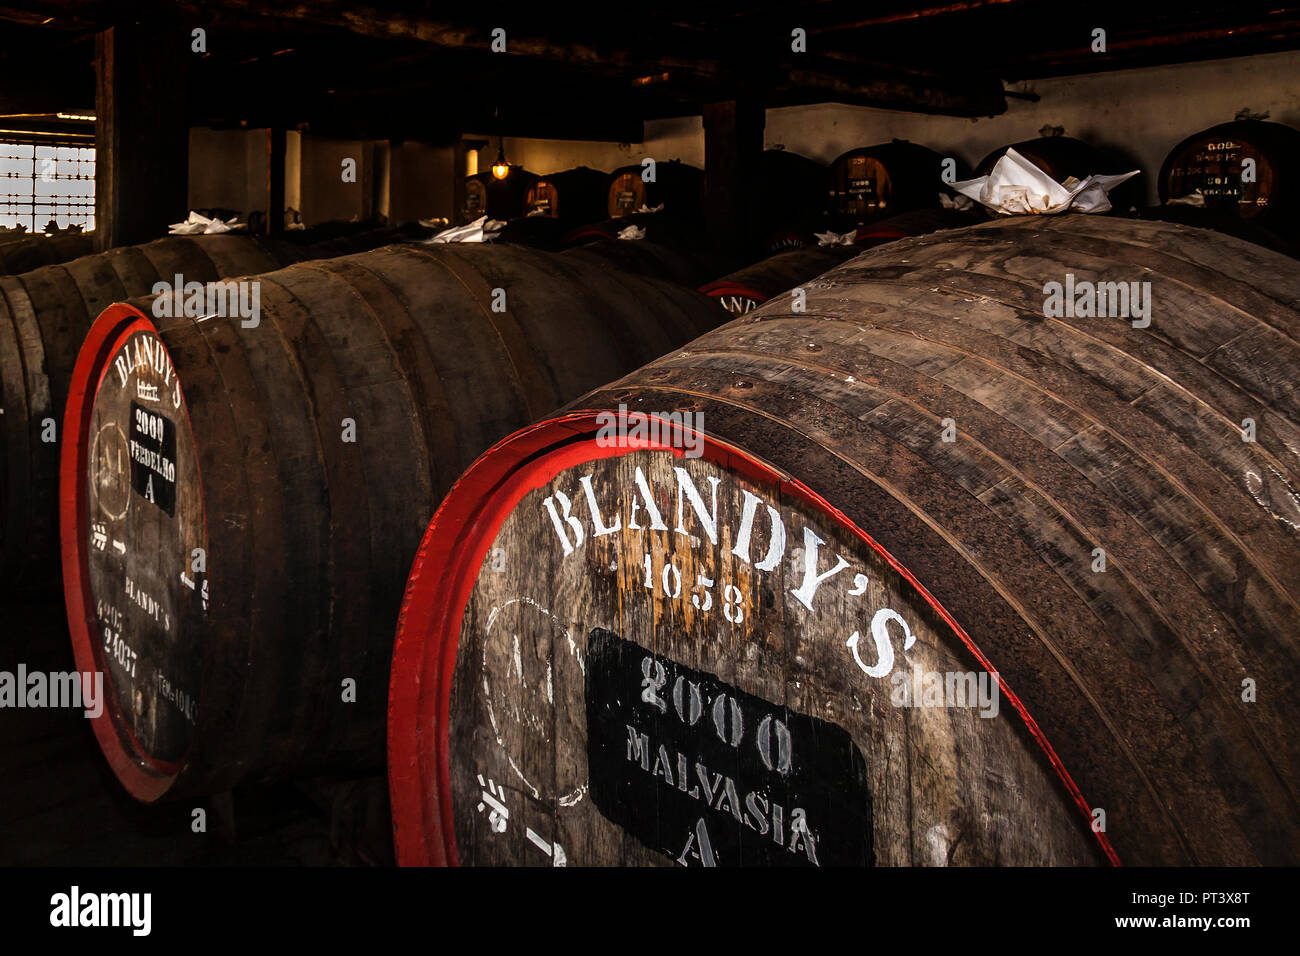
[[388, 216, 1300, 867], [566, 213, 738, 284], [1158, 120, 1300, 239], [1, 235, 309, 597], [303, 222, 437, 256], [60, 243, 722, 802], [1141, 202, 1298, 259], [0, 233, 95, 275], [698, 246, 855, 316], [754, 150, 830, 255], [560, 239, 701, 287], [606, 161, 703, 219], [976, 135, 1142, 214], [852, 207, 983, 248], [828, 141, 954, 230], [462, 168, 538, 224], [522, 167, 608, 225]]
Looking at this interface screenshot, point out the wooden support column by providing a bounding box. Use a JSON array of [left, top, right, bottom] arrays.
[[703, 99, 765, 258], [267, 127, 287, 235], [94, 24, 189, 251]]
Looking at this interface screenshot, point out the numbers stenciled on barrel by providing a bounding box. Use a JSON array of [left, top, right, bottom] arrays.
[[641, 553, 749, 624], [640, 653, 793, 775], [134, 406, 165, 443], [102, 627, 138, 679], [723, 584, 744, 624]]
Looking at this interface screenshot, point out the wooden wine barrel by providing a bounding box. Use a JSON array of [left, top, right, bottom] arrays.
[[828, 141, 955, 230], [1141, 203, 1298, 259], [607, 161, 703, 219], [976, 136, 1142, 214], [494, 216, 573, 252], [853, 207, 983, 248], [754, 150, 830, 255], [567, 214, 738, 285], [304, 222, 437, 256], [699, 246, 855, 316], [561, 239, 701, 287], [388, 216, 1300, 867], [1159, 120, 1300, 237], [462, 168, 537, 225], [522, 167, 608, 225], [1, 236, 310, 598], [0, 234, 95, 276], [59, 243, 722, 802]]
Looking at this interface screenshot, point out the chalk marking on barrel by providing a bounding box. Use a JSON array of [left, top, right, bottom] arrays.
[[481, 597, 588, 807]]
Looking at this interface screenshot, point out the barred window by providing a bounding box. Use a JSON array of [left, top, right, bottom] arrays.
[[0, 141, 96, 233]]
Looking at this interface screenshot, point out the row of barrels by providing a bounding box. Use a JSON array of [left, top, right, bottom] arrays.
[[0, 208, 960, 608], [467, 119, 1300, 257], [0, 226, 444, 598], [41, 214, 1300, 866]]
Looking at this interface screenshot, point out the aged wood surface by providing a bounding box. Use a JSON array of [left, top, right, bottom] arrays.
[[701, 246, 856, 316], [65, 242, 721, 800], [449, 450, 1099, 866], [0, 235, 305, 597], [399, 215, 1300, 866]]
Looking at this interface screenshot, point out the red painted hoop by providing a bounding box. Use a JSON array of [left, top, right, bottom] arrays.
[[696, 281, 770, 306], [387, 412, 1121, 867]]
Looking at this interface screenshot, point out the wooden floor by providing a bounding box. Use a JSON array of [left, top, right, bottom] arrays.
[[1, 601, 392, 866]]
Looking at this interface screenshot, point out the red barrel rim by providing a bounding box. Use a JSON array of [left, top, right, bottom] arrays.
[[854, 225, 909, 245], [696, 281, 770, 305], [387, 411, 1121, 867], [59, 301, 202, 801]]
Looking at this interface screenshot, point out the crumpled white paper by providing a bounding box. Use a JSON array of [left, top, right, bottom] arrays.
[[952, 148, 1139, 215], [169, 211, 244, 235], [939, 192, 976, 212], [618, 225, 647, 240], [816, 229, 857, 246], [425, 216, 505, 243]]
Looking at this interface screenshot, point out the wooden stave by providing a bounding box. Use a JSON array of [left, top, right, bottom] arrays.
[[0, 236, 304, 596], [60, 242, 723, 801], [390, 216, 1300, 866]]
